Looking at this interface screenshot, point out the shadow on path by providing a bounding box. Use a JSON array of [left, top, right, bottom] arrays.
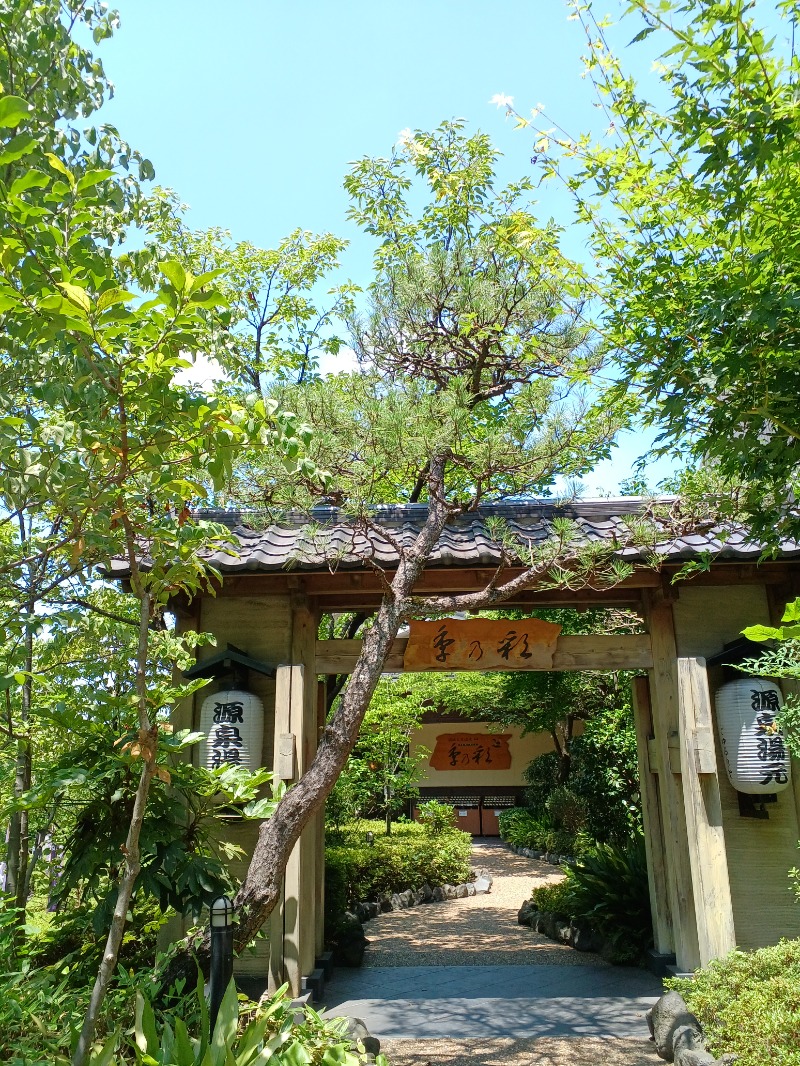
[[321, 840, 664, 1047]]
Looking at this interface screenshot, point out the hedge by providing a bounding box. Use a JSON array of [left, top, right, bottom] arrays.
[[668, 939, 800, 1066]]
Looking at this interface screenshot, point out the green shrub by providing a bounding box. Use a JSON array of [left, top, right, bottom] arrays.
[[324, 819, 471, 911], [545, 787, 588, 834], [562, 836, 652, 963], [416, 799, 457, 834], [498, 808, 550, 849], [30, 896, 168, 987], [128, 973, 385, 1066], [530, 879, 574, 917], [522, 705, 642, 846], [522, 751, 562, 809], [498, 807, 579, 856], [668, 940, 800, 1066]]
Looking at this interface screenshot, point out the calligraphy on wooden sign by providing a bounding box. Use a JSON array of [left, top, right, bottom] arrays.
[[430, 732, 512, 771], [404, 617, 561, 671]]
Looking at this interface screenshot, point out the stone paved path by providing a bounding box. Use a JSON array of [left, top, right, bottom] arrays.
[[321, 839, 663, 1065]]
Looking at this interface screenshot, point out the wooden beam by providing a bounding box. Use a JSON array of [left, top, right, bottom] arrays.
[[676, 657, 736, 965], [215, 567, 663, 599], [314, 632, 654, 674], [308, 591, 646, 612], [632, 676, 674, 954], [201, 561, 792, 604]]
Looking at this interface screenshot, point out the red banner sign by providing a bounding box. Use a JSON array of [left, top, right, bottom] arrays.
[[430, 732, 512, 771]]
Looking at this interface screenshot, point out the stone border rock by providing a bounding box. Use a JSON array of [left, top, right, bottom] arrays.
[[647, 990, 737, 1066], [517, 899, 602, 954], [352, 867, 494, 924], [342, 1016, 381, 1062], [507, 842, 574, 867]]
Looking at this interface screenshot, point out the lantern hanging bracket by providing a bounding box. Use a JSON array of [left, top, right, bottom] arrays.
[[737, 791, 777, 819], [183, 644, 276, 688]]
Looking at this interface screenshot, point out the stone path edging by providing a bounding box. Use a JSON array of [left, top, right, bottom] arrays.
[[352, 866, 494, 923]]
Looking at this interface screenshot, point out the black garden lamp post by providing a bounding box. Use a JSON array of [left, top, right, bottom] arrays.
[[365, 830, 374, 846], [209, 894, 235, 1032]]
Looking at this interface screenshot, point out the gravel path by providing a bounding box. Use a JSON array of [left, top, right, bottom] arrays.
[[381, 1036, 660, 1066], [358, 839, 660, 1066], [364, 838, 608, 968]]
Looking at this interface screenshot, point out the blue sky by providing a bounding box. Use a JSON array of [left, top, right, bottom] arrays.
[[99, 0, 678, 495]]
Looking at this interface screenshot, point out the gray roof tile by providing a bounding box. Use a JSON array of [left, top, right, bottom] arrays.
[[106, 498, 800, 579]]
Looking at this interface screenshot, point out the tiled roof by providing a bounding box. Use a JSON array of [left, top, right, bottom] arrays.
[[112, 498, 797, 576]]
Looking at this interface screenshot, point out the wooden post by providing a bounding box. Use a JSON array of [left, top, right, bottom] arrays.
[[267, 597, 319, 996], [645, 595, 701, 972], [315, 681, 327, 958], [676, 657, 736, 965], [631, 676, 674, 954], [268, 664, 292, 994]]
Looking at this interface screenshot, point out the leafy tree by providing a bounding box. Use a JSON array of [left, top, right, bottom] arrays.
[[168, 120, 660, 980], [327, 676, 429, 836], [147, 202, 358, 395], [0, 3, 313, 1058], [512, 0, 800, 544]]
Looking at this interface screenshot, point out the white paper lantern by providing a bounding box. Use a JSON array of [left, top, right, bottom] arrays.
[[199, 689, 264, 773], [715, 678, 791, 794]]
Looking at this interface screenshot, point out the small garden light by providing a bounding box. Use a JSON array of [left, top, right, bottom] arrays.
[[365, 831, 374, 846], [209, 895, 235, 1031]]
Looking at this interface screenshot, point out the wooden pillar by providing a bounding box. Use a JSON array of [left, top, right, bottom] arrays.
[[676, 657, 736, 964], [646, 595, 701, 972], [268, 597, 319, 997], [631, 675, 674, 954], [315, 681, 327, 958]]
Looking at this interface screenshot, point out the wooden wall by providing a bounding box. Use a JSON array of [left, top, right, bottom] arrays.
[[673, 585, 800, 948], [166, 594, 294, 976]]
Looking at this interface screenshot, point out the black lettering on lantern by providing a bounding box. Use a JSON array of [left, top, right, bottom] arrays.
[[213, 700, 245, 724]]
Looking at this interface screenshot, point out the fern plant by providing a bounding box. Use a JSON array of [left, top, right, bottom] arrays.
[[563, 836, 652, 962]]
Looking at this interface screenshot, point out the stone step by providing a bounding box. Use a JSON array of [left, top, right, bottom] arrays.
[[301, 967, 326, 1001]]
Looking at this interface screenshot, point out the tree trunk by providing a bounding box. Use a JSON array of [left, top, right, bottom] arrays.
[[72, 592, 154, 1066], [161, 457, 455, 984], [8, 584, 34, 944]]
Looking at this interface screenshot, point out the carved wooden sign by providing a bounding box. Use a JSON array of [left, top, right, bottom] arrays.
[[430, 732, 512, 770], [403, 617, 561, 671]]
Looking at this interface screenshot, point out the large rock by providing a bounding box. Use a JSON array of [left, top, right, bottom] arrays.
[[355, 903, 371, 923], [432, 886, 445, 902], [399, 889, 414, 908], [420, 882, 433, 902], [674, 1051, 716, 1066], [442, 884, 458, 900], [466, 883, 476, 896], [555, 921, 573, 945], [540, 913, 559, 941], [473, 876, 492, 894], [649, 991, 705, 1062], [378, 894, 392, 913], [518, 900, 536, 926], [673, 1024, 708, 1059], [571, 924, 601, 953], [456, 884, 468, 898], [334, 914, 368, 968], [473, 867, 494, 888], [341, 1016, 381, 1056]]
